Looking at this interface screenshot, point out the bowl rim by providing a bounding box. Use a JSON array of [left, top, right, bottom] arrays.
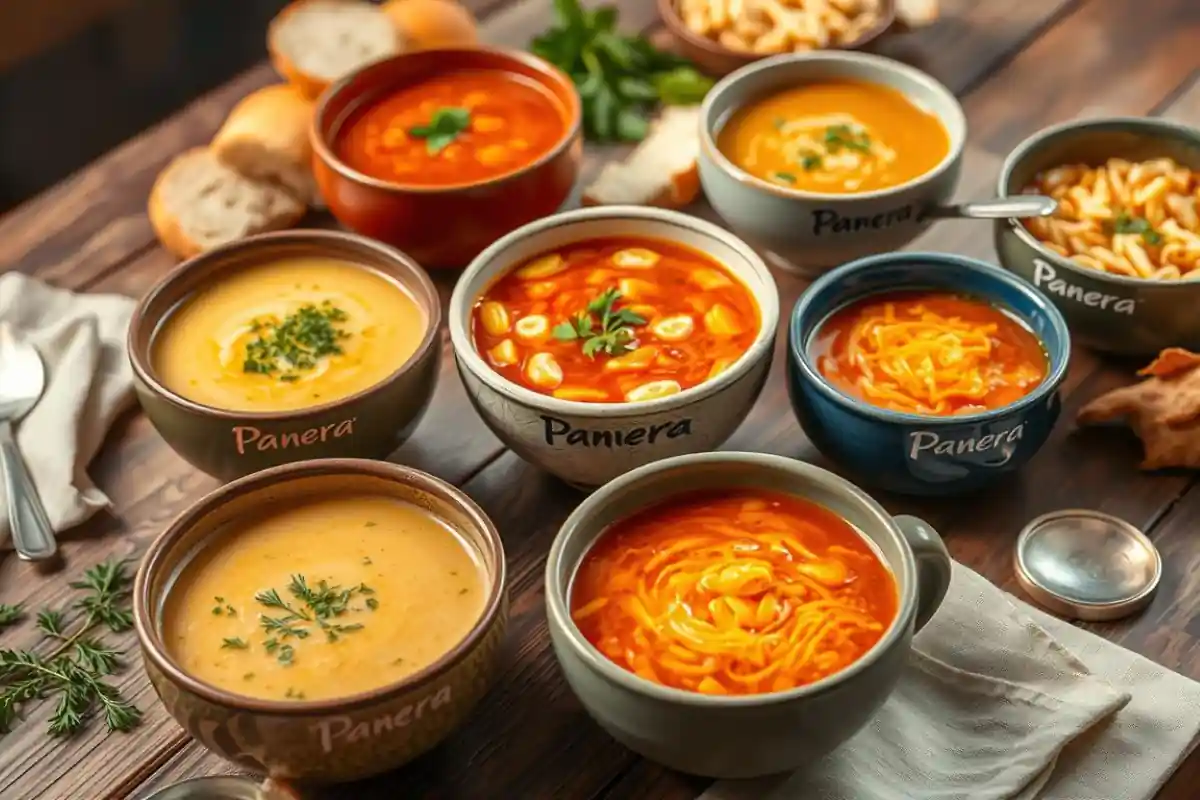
[[657, 0, 897, 67], [127, 229, 442, 422], [311, 46, 583, 195], [544, 450, 919, 707], [699, 50, 968, 202], [447, 205, 781, 418], [133, 457, 507, 715], [996, 115, 1200, 289], [788, 251, 1071, 425]]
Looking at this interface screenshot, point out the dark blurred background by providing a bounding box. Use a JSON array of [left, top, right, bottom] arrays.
[[0, 0, 290, 213]]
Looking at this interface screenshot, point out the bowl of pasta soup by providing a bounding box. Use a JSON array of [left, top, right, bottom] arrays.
[[544, 451, 952, 778], [995, 117, 1200, 356], [788, 252, 1071, 496], [698, 51, 966, 275], [448, 206, 779, 488]]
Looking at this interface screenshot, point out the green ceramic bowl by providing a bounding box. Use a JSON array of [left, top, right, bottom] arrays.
[[128, 230, 441, 480], [994, 117, 1200, 356]]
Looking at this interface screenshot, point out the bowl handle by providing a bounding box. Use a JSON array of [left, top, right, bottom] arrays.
[[893, 515, 952, 633]]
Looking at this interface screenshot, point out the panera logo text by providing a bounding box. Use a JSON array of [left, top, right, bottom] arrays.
[[907, 422, 1025, 463], [311, 685, 452, 753], [233, 418, 356, 454], [812, 204, 916, 236], [542, 415, 693, 448], [1033, 258, 1136, 315]]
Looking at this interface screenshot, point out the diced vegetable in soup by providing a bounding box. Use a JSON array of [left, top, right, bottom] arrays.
[[471, 238, 759, 403], [571, 490, 898, 696]]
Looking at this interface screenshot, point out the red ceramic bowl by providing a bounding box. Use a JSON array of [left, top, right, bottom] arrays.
[[312, 47, 583, 269]]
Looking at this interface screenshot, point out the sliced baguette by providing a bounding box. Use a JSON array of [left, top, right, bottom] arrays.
[[212, 84, 321, 207], [148, 148, 305, 260], [582, 106, 702, 209], [269, 0, 404, 100]]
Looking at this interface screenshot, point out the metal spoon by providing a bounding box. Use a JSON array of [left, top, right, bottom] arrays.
[[0, 322, 57, 561], [924, 195, 1058, 220]]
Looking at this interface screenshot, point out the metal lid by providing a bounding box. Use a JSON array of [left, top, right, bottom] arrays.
[[139, 776, 270, 800], [1014, 509, 1162, 622]]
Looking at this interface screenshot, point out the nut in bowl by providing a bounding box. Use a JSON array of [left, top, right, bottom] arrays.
[[312, 46, 582, 268], [133, 459, 508, 783], [448, 206, 780, 488], [995, 117, 1200, 356], [699, 51, 966, 275], [128, 230, 440, 481], [544, 451, 951, 778], [788, 252, 1071, 496]]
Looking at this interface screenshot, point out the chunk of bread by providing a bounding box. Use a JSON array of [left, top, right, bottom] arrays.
[[582, 106, 702, 209], [212, 84, 321, 207], [148, 148, 306, 260], [894, 0, 939, 30], [269, 0, 404, 100]]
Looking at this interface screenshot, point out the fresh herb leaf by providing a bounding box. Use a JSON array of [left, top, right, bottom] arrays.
[[824, 124, 871, 154], [773, 171, 797, 183], [0, 604, 22, 631], [555, 288, 646, 359], [1112, 212, 1163, 245], [36, 609, 66, 637], [221, 638, 249, 650], [801, 154, 822, 171], [242, 302, 350, 381], [408, 107, 471, 155]]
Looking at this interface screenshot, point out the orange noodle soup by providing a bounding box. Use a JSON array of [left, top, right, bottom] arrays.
[[811, 292, 1048, 416], [471, 237, 760, 403], [570, 490, 898, 696]]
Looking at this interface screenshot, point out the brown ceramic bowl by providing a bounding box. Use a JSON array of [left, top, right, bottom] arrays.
[[128, 230, 441, 481], [312, 47, 583, 269], [134, 458, 508, 783], [659, 0, 898, 76]]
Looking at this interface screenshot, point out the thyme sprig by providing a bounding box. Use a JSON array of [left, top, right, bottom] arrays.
[[242, 301, 350, 381], [247, 575, 376, 666], [552, 287, 646, 358]]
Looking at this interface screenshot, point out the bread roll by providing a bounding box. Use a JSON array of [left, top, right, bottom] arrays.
[[148, 148, 306, 260], [894, 0, 939, 30], [382, 0, 479, 50], [212, 84, 321, 207], [269, 0, 404, 101], [583, 107, 703, 209]]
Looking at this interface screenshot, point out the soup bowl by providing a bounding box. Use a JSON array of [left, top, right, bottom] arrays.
[[545, 451, 952, 778], [129, 230, 441, 481], [698, 51, 966, 276], [134, 458, 508, 783], [312, 47, 583, 269], [788, 252, 1070, 496], [995, 117, 1200, 356], [448, 205, 780, 488]]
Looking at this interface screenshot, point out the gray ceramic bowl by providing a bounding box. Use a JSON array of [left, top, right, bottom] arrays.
[[698, 51, 967, 276], [545, 451, 952, 779], [995, 117, 1200, 356], [448, 206, 780, 488]]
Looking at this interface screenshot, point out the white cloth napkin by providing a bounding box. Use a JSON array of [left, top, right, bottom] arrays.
[[0, 273, 136, 545], [703, 562, 1200, 800]]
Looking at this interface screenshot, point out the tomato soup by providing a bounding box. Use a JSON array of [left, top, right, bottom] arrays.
[[334, 69, 566, 186], [811, 292, 1048, 416], [571, 489, 898, 696], [717, 80, 950, 194], [471, 238, 759, 403]]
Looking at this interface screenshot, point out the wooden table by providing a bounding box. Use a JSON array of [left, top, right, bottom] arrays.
[[1, 1, 1198, 798]]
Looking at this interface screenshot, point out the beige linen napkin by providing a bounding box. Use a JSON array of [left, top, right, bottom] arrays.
[[703, 562, 1200, 800], [0, 273, 136, 544]]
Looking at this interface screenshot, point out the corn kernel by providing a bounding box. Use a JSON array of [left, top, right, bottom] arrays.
[[525, 281, 558, 299], [604, 346, 657, 372], [708, 357, 736, 379], [526, 352, 563, 389], [628, 304, 658, 320], [553, 387, 610, 402], [476, 144, 510, 166], [650, 314, 694, 342], [692, 268, 734, 290], [381, 127, 408, 148], [479, 301, 511, 336], [625, 380, 682, 402], [488, 339, 518, 366], [514, 314, 549, 340], [462, 91, 488, 108], [617, 277, 657, 301], [704, 303, 745, 336], [516, 253, 567, 280], [611, 248, 660, 269], [586, 268, 617, 286], [473, 115, 505, 132], [509, 138, 530, 150]]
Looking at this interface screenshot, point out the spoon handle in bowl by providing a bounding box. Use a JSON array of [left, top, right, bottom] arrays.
[[923, 196, 1059, 220], [0, 419, 57, 561]]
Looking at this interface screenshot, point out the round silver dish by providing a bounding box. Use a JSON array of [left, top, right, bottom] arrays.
[[139, 776, 269, 800]]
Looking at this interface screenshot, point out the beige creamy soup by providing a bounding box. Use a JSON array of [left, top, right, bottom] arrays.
[[163, 494, 485, 701], [153, 258, 427, 413]]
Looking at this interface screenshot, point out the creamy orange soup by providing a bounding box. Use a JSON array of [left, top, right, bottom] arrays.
[[163, 494, 485, 701], [717, 80, 950, 194]]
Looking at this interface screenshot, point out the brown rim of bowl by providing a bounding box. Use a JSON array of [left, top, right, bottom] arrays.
[[997, 115, 1200, 290], [657, 0, 897, 64], [133, 458, 507, 715], [128, 228, 442, 423], [311, 46, 583, 195]]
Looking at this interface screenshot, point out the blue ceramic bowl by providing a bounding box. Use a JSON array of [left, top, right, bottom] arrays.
[[787, 252, 1070, 496]]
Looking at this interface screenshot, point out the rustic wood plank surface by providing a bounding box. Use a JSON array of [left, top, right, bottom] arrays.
[[0, 0, 1198, 798]]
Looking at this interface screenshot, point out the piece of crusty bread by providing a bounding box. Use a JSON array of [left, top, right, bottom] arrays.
[[212, 84, 321, 207], [268, 0, 404, 101], [894, 0, 939, 30], [148, 148, 306, 260], [582, 106, 702, 209]]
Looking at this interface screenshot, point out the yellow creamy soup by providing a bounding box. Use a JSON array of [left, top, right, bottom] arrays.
[[153, 258, 426, 412], [163, 494, 485, 701]]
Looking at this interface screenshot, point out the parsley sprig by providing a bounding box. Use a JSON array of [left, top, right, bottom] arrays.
[[243, 575, 376, 668], [243, 301, 350, 381], [824, 124, 872, 154], [408, 107, 472, 155], [1112, 212, 1163, 245], [552, 287, 646, 358]]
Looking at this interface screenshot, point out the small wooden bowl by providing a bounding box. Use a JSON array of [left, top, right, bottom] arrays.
[[658, 0, 898, 77]]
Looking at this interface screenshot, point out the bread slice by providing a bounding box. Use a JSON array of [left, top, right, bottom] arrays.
[[582, 106, 702, 209], [212, 84, 321, 207], [148, 148, 306, 260], [269, 0, 404, 100]]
